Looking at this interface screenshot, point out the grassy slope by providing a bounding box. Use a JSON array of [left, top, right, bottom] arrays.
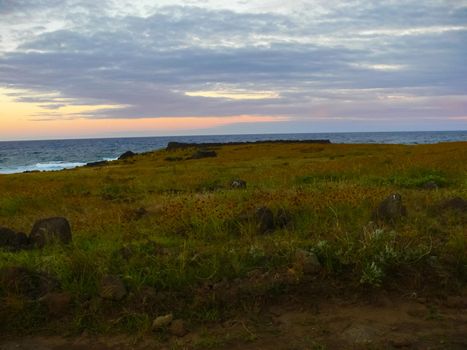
[[0, 142, 466, 335]]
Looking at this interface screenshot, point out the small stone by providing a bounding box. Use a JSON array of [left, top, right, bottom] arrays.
[[422, 181, 438, 190], [40, 292, 72, 316], [372, 193, 407, 224], [99, 274, 127, 301], [342, 325, 378, 344], [445, 296, 466, 309], [169, 319, 188, 337], [152, 313, 173, 330], [389, 336, 413, 348], [276, 208, 292, 228], [0, 227, 17, 248], [294, 249, 321, 274], [230, 179, 247, 189], [256, 206, 275, 234]]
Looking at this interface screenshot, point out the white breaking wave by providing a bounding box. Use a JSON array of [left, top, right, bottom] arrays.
[[0, 161, 87, 174]]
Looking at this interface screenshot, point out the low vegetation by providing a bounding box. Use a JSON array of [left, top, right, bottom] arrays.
[[0, 141, 466, 337]]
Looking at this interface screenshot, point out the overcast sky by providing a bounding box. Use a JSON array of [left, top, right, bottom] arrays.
[[0, 0, 466, 140]]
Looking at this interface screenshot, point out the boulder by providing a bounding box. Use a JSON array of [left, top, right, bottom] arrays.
[[152, 313, 173, 330], [190, 149, 217, 159], [99, 274, 127, 301], [0, 266, 59, 299], [294, 249, 321, 274], [230, 179, 247, 189], [30, 217, 72, 248], [40, 292, 72, 316], [276, 208, 292, 228], [439, 197, 467, 212], [422, 181, 438, 190], [86, 160, 108, 167], [169, 319, 188, 337], [0, 228, 31, 251], [0, 227, 17, 248], [118, 151, 136, 160], [372, 193, 407, 224], [256, 206, 275, 234]]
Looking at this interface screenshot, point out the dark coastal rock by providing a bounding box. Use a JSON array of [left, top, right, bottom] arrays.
[[294, 249, 321, 274], [0, 266, 59, 299], [0, 228, 31, 251], [256, 206, 275, 234], [40, 292, 72, 316], [438, 197, 467, 212], [230, 179, 247, 189], [166, 139, 331, 151], [0, 227, 17, 248], [86, 160, 108, 167], [422, 181, 438, 190], [30, 217, 72, 248], [276, 208, 292, 228], [169, 319, 188, 337], [118, 151, 136, 160], [99, 274, 127, 301], [190, 149, 217, 159], [372, 193, 407, 224]]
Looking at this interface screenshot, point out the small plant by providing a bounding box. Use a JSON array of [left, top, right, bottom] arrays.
[[360, 261, 384, 287]]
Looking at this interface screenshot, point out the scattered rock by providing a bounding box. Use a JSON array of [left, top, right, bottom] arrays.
[[30, 217, 72, 248], [342, 324, 378, 344], [40, 292, 72, 316], [372, 193, 407, 224], [439, 197, 467, 212], [256, 206, 275, 234], [118, 151, 136, 160], [152, 313, 173, 330], [85, 160, 108, 167], [126, 207, 148, 221], [230, 179, 247, 189], [99, 274, 127, 301], [189, 149, 217, 159], [389, 336, 414, 348], [276, 208, 292, 228], [422, 181, 438, 190], [169, 319, 188, 337], [118, 246, 133, 260], [164, 156, 183, 162], [0, 227, 17, 248], [294, 249, 321, 274], [0, 266, 59, 299], [444, 296, 466, 309]]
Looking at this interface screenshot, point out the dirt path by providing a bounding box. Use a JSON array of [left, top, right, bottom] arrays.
[[1, 292, 466, 350]]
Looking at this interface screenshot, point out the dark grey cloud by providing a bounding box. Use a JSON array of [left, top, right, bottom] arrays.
[[0, 1, 466, 125]]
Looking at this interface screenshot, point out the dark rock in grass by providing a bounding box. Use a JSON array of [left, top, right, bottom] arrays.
[[169, 319, 188, 337], [124, 207, 148, 221], [189, 149, 217, 159], [86, 160, 108, 167], [99, 274, 127, 301], [164, 156, 183, 162], [276, 208, 292, 228], [39, 292, 72, 316], [152, 313, 173, 330], [256, 206, 275, 234], [0, 266, 59, 299], [118, 150, 136, 160], [30, 217, 72, 248], [120, 150, 137, 160], [294, 249, 321, 274], [0, 227, 17, 248], [422, 181, 438, 190], [439, 197, 467, 212], [0, 228, 31, 251], [372, 193, 407, 224], [118, 246, 134, 260], [230, 179, 247, 189]]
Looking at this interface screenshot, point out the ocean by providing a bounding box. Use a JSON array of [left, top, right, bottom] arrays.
[[0, 130, 466, 174]]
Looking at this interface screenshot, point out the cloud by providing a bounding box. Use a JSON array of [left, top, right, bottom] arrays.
[[0, 1, 466, 128]]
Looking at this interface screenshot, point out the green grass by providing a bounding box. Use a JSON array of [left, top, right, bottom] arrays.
[[0, 141, 466, 335]]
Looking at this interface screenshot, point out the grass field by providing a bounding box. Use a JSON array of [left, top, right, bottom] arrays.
[[0, 141, 466, 337]]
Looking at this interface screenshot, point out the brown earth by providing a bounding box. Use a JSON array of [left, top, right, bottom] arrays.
[[1, 289, 466, 350]]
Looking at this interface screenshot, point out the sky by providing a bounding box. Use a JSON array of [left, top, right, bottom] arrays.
[[0, 0, 466, 140]]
